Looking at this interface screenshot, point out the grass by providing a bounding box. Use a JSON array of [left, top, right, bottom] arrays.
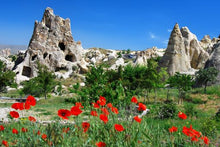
[[0, 85, 220, 146]]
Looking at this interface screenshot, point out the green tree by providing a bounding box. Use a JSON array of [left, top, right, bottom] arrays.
[[22, 63, 56, 99], [167, 72, 194, 104], [126, 49, 131, 54], [195, 67, 219, 93], [0, 60, 17, 92]]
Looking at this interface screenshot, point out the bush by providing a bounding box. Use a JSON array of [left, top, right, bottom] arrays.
[[200, 118, 218, 138], [191, 98, 206, 104], [157, 103, 177, 119], [183, 102, 197, 117], [216, 108, 220, 121]]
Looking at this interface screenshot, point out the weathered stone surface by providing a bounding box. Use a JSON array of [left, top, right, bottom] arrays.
[[159, 23, 191, 75], [160, 24, 210, 75], [200, 35, 220, 54], [14, 7, 86, 83], [204, 42, 220, 84], [134, 47, 165, 65], [0, 56, 14, 70], [0, 48, 11, 57]]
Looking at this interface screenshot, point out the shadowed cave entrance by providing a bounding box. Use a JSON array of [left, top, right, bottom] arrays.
[[65, 54, 76, 62], [59, 42, 65, 51], [22, 66, 31, 77]]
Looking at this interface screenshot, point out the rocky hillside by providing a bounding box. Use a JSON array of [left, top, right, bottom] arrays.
[[159, 23, 219, 75]]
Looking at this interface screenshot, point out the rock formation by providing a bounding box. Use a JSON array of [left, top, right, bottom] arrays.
[[159, 23, 191, 75], [0, 49, 14, 70], [181, 27, 209, 69], [160, 23, 210, 75], [134, 47, 165, 65], [14, 7, 87, 83], [204, 42, 220, 84], [200, 35, 220, 54], [0, 49, 11, 57]]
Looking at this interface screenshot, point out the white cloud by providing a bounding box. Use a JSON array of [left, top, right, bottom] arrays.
[[149, 32, 156, 39]]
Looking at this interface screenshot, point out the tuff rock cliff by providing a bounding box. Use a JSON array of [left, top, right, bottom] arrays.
[[14, 7, 88, 83]]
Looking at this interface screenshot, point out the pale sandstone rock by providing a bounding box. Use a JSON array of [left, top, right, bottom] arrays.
[[204, 42, 220, 84], [159, 23, 191, 75], [13, 7, 87, 83]]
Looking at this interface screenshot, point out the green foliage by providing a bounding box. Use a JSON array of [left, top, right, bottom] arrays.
[[22, 63, 56, 99], [156, 103, 177, 119], [117, 52, 122, 58], [8, 55, 17, 62], [201, 118, 218, 138], [126, 48, 131, 54], [69, 60, 168, 105], [195, 67, 219, 93], [167, 72, 194, 103], [183, 102, 197, 117], [216, 108, 220, 121], [0, 60, 17, 92]]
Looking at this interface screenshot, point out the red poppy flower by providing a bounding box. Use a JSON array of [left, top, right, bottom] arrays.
[[131, 96, 138, 104], [2, 140, 8, 147], [92, 102, 100, 108], [62, 127, 70, 133], [201, 136, 209, 145], [191, 136, 199, 142], [12, 128, 18, 134], [41, 134, 47, 140], [169, 126, 178, 133], [71, 106, 82, 116], [11, 103, 19, 110], [91, 110, 98, 116], [178, 112, 187, 120], [107, 103, 113, 108], [138, 103, 146, 111], [10, 111, 19, 118], [22, 127, 28, 133], [37, 130, 41, 135], [182, 125, 201, 138], [114, 124, 124, 132], [0, 125, 4, 131], [134, 116, 142, 123], [26, 95, 36, 106], [99, 114, 108, 124], [96, 142, 106, 147], [111, 107, 119, 114], [58, 109, 71, 119], [82, 122, 90, 133], [101, 108, 109, 116], [97, 96, 106, 106], [75, 102, 84, 108], [24, 102, 31, 110], [28, 116, 36, 122]]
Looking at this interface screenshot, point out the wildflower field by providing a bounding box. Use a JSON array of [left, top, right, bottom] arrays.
[[0, 93, 220, 147]]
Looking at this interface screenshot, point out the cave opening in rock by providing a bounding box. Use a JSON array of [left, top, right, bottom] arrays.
[[55, 67, 68, 72], [32, 55, 37, 61], [65, 54, 76, 62], [22, 66, 31, 77], [43, 52, 48, 59], [59, 42, 65, 51]]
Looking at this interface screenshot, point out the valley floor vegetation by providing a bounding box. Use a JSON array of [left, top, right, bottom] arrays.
[[0, 59, 220, 146]]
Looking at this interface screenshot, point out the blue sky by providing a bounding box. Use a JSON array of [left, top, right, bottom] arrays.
[[0, 0, 220, 50]]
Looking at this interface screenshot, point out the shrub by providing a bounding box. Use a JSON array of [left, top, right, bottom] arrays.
[[157, 103, 177, 119], [215, 108, 220, 121], [200, 118, 218, 138], [191, 98, 206, 104], [183, 102, 197, 117]]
